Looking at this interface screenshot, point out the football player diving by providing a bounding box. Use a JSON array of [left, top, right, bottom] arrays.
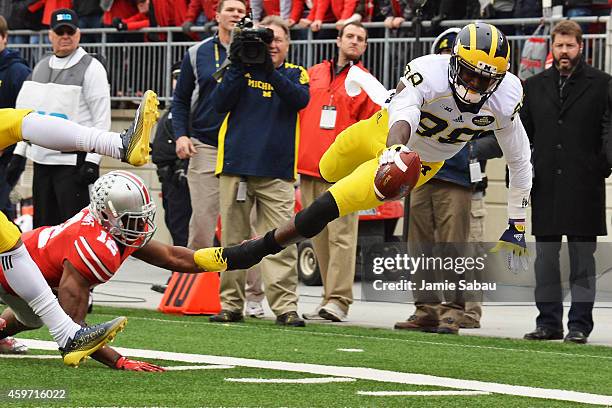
[[195, 22, 532, 275], [0, 90, 159, 366], [0, 170, 223, 370]]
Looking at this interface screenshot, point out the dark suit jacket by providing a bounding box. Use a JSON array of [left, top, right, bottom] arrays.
[[521, 60, 612, 236]]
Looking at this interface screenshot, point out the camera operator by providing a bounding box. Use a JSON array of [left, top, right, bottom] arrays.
[[209, 16, 310, 327]]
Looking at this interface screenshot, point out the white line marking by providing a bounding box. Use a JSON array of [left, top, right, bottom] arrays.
[[358, 390, 491, 396], [337, 348, 364, 352], [19, 339, 612, 406], [164, 365, 235, 371], [225, 377, 356, 384], [94, 313, 612, 361], [0, 354, 58, 359]]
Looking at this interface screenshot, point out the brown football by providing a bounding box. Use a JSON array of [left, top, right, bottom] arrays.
[[374, 151, 421, 201]]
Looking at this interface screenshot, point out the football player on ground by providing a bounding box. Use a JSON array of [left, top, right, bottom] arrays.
[[195, 23, 532, 274], [0, 170, 216, 370], [0, 90, 159, 366]]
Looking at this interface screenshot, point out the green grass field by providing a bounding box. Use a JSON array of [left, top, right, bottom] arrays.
[[2, 306, 612, 407]]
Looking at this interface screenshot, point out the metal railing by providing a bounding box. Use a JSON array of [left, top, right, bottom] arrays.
[[8, 15, 610, 102]]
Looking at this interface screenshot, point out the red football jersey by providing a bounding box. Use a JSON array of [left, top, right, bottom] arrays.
[[0, 208, 139, 294]]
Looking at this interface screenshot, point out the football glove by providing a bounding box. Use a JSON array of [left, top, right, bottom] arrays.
[[492, 218, 529, 273], [379, 144, 411, 166], [115, 356, 166, 372]]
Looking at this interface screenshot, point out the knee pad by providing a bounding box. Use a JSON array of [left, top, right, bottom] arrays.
[[294, 192, 340, 238]]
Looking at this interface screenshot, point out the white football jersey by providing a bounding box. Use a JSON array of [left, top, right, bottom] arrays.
[[389, 54, 523, 162], [387, 53, 532, 219]]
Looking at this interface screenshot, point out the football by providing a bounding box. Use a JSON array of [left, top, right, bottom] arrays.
[[374, 151, 421, 201]]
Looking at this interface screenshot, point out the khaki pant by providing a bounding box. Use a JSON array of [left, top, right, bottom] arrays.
[[300, 176, 359, 313], [187, 140, 219, 249], [465, 194, 486, 322], [408, 179, 472, 322], [219, 175, 298, 316]]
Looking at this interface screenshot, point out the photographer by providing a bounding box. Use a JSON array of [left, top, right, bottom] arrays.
[[209, 16, 310, 327]]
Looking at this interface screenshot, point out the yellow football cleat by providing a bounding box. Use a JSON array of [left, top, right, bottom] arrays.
[[194, 247, 228, 272], [60, 316, 128, 367], [120, 90, 160, 167]]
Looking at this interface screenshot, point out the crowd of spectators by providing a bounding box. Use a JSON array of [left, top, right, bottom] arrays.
[[0, 0, 611, 43]]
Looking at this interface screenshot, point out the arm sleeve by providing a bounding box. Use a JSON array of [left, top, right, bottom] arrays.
[[315, 0, 330, 20], [171, 53, 196, 139], [387, 78, 423, 133], [291, 0, 305, 21], [340, 0, 359, 19], [470, 131, 503, 160], [125, 13, 150, 30], [267, 67, 310, 111], [494, 117, 532, 220], [210, 65, 247, 113], [185, 0, 203, 22], [519, 79, 534, 144], [82, 60, 111, 165]]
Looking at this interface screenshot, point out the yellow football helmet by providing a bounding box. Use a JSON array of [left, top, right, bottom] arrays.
[[449, 23, 510, 107]]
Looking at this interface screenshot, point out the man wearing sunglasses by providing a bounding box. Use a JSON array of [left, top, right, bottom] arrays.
[[9, 8, 111, 231]]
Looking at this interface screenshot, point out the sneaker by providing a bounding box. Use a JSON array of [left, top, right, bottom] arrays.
[[437, 317, 460, 335], [60, 316, 127, 367], [318, 303, 347, 322], [194, 247, 228, 272], [394, 314, 438, 332], [209, 310, 244, 323], [276, 311, 305, 327], [0, 337, 28, 354], [246, 301, 264, 318], [302, 306, 325, 320], [150, 284, 168, 294], [120, 90, 159, 166]]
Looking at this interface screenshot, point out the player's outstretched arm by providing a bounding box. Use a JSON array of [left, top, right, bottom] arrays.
[[132, 240, 205, 273], [386, 80, 412, 147]]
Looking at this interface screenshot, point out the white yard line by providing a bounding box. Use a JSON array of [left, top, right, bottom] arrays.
[[97, 314, 612, 361], [337, 348, 364, 352], [358, 390, 491, 396], [19, 339, 612, 406], [225, 377, 356, 384], [0, 354, 58, 359], [164, 365, 235, 371]]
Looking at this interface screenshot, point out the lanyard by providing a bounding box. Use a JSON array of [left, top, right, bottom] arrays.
[[214, 43, 220, 69]]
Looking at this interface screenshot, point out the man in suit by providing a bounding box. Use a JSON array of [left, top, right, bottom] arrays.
[[521, 20, 612, 344]]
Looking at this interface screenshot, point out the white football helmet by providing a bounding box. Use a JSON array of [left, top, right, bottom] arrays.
[[89, 170, 156, 248]]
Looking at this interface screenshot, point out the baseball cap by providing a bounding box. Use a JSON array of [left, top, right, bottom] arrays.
[[50, 9, 79, 32]]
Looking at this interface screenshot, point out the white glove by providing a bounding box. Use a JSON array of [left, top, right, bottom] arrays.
[[379, 144, 411, 166]]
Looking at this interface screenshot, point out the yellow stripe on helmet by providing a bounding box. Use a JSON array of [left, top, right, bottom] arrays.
[[489, 24, 498, 58], [469, 24, 476, 51]]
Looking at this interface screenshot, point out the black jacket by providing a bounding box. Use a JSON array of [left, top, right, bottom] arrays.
[[0, 49, 30, 109], [521, 60, 612, 236], [152, 109, 189, 178]]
